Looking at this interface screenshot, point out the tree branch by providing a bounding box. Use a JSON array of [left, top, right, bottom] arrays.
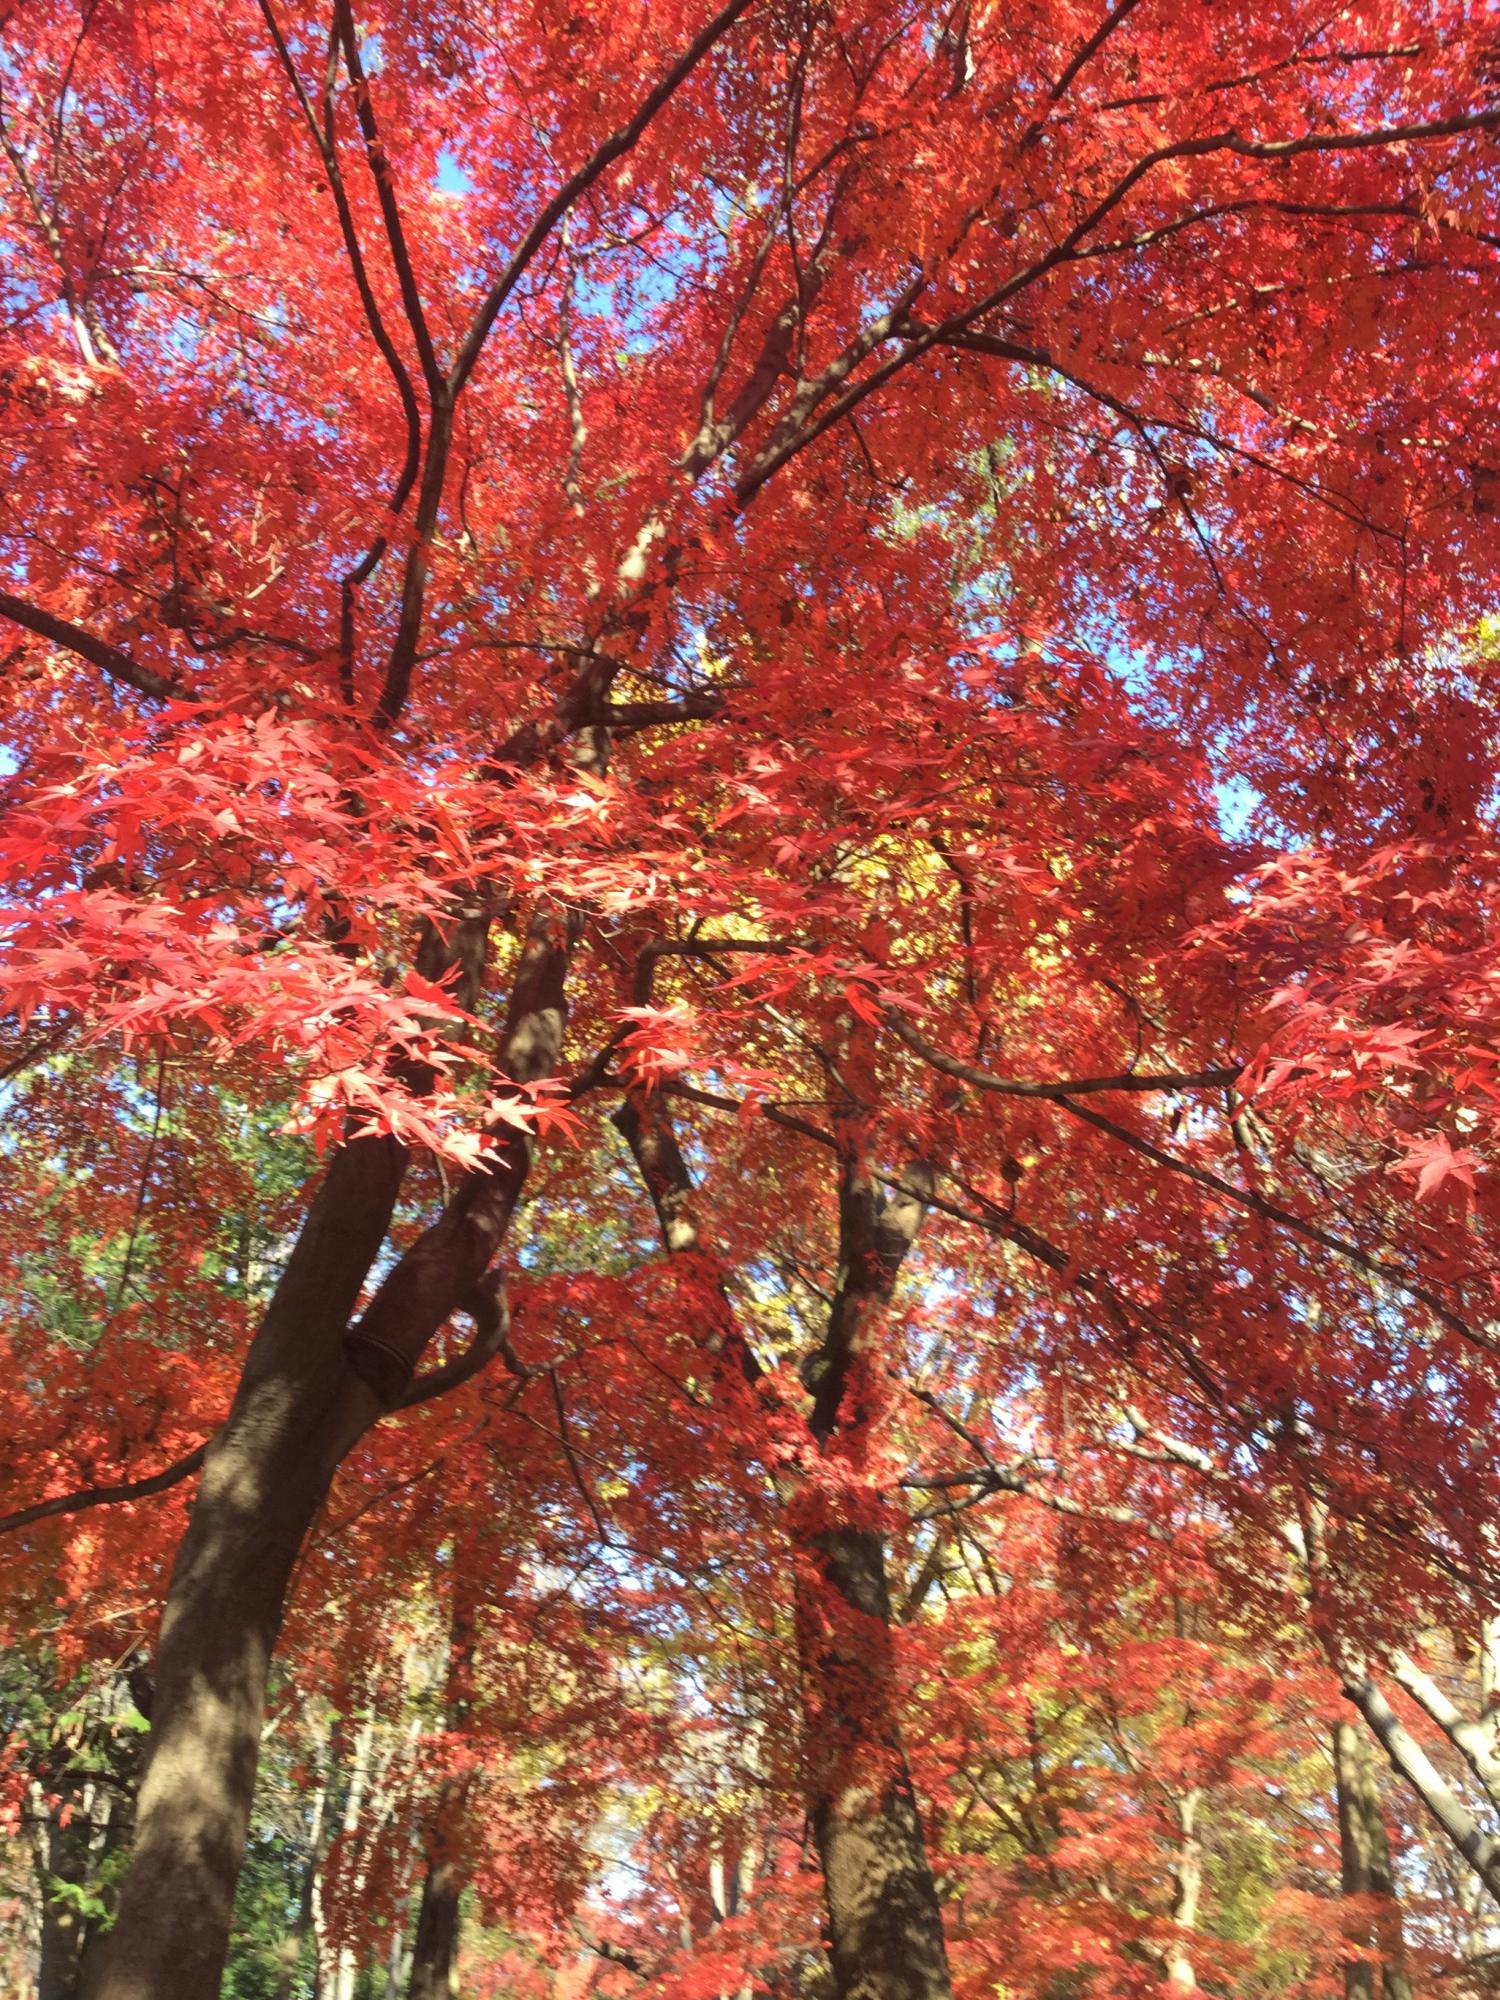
[[397, 1270, 522, 1408], [0, 1441, 209, 1539], [1057, 1095, 1488, 1351], [448, 0, 759, 399], [884, 1006, 1238, 1100], [333, 0, 441, 392], [254, 0, 422, 517], [1344, 1670, 1500, 1909], [732, 104, 1500, 507], [595, 691, 726, 729], [1046, 0, 1146, 107], [0, 588, 186, 702], [1389, 1652, 1500, 1812]]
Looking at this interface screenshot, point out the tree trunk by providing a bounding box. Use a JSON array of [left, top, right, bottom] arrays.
[[93, 1129, 400, 2000], [76, 1793, 127, 2000], [407, 1575, 479, 2000], [35, 1805, 92, 2000], [94, 904, 567, 2000], [1162, 1789, 1203, 1992], [273, 1764, 329, 2000], [322, 1713, 380, 2000], [406, 1860, 463, 2000], [1334, 1719, 1413, 2000], [798, 1521, 953, 2000], [615, 1055, 954, 2000], [384, 1919, 415, 2000], [797, 1137, 952, 2000]]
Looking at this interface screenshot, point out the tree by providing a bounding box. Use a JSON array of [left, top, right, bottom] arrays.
[[3, 0, 1500, 1994]]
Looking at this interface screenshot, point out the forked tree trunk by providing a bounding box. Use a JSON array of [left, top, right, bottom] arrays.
[[1334, 1719, 1413, 2000], [94, 905, 574, 2000]]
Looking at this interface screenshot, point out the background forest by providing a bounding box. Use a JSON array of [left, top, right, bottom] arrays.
[[2, 0, 1500, 1996]]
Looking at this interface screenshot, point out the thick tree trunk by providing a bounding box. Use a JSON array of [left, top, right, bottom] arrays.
[[1334, 1720, 1413, 2000], [1308, 1511, 1500, 1919], [95, 903, 569, 2000], [93, 1388, 372, 2000], [93, 1129, 401, 2000], [406, 1856, 463, 2000], [798, 1521, 953, 2000]]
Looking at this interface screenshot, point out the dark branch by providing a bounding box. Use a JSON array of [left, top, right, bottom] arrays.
[[1060, 1096, 1489, 1350], [0, 1441, 209, 1540], [885, 1006, 1238, 1100], [733, 104, 1500, 507], [397, 1271, 521, 1407], [334, 0, 442, 392], [1047, 0, 1146, 107], [0, 588, 186, 703], [448, 0, 759, 399]]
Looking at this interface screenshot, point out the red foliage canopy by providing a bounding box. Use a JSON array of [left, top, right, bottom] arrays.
[[2, 0, 1500, 1993]]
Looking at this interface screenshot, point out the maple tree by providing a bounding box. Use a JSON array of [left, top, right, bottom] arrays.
[[3, 0, 1500, 1994]]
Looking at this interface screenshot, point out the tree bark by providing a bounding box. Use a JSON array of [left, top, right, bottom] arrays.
[[1334, 1719, 1413, 2000], [406, 1858, 463, 2000], [1390, 1650, 1500, 1811], [797, 1521, 953, 2000], [323, 1712, 380, 2000], [1343, 1671, 1500, 1909], [615, 1065, 953, 2000], [407, 1572, 479, 2000], [273, 1762, 329, 2000], [1162, 1789, 1203, 1992], [796, 1142, 952, 2000], [1302, 1500, 1500, 1923], [76, 1797, 127, 2000], [93, 904, 571, 2000], [35, 1800, 93, 2000], [93, 1128, 399, 2000]]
